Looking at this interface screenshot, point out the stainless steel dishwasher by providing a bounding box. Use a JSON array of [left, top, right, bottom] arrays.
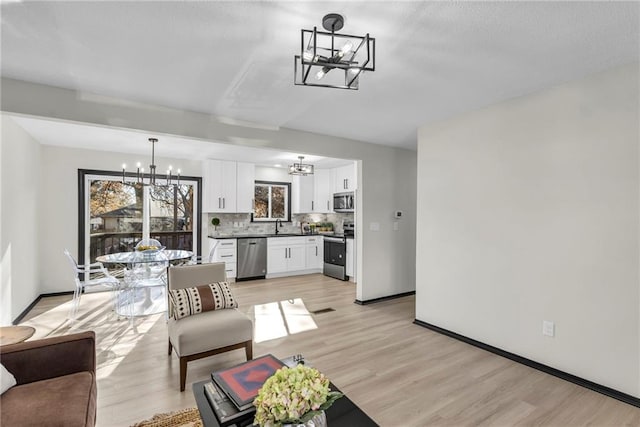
[[236, 237, 267, 281]]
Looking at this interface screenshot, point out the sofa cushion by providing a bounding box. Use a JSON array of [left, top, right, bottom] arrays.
[[169, 281, 238, 320], [168, 308, 253, 357], [1, 363, 16, 394], [0, 371, 96, 427]]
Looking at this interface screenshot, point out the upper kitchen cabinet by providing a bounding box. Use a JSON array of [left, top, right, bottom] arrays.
[[291, 175, 314, 214], [202, 160, 255, 213], [333, 163, 357, 192], [236, 162, 255, 213], [313, 169, 333, 213]]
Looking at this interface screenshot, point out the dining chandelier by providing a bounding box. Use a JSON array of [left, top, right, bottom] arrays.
[[294, 13, 375, 90], [288, 156, 314, 176], [121, 138, 180, 186]]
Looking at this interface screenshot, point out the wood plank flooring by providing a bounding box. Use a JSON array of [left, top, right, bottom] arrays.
[[19, 274, 640, 426]]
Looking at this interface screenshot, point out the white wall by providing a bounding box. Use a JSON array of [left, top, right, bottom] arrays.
[[1, 115, 41, 323], [38, 144, 203, 294], [255, 166, 291, 183], [416, 63, 640, 396], [0, 80, 417, 302]]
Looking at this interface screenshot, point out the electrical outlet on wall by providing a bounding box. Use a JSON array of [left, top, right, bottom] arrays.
[[542, 320, 555, 337]]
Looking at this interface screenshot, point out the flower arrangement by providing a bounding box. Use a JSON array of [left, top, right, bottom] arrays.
[[253, 365, 343, 427]]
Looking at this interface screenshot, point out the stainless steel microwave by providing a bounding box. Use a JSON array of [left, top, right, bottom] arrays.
[[333, 192, 354, 212]]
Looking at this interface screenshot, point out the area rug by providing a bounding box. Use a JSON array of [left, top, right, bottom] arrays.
[[131, 407, 203, 427]]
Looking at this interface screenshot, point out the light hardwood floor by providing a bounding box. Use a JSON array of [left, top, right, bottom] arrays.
[[20, 274, 640, 426]]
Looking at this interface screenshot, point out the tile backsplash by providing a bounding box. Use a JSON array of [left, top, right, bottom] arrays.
[[207, 212, 354, 236]]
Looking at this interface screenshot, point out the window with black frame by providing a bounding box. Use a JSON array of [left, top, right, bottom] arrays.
[[252, 181, 291, 222]]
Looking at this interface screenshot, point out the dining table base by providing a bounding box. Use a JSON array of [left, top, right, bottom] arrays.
[[117, 284, 167, 317]]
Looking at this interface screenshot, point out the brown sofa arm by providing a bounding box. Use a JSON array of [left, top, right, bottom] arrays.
[[0, 331, 96, 385]]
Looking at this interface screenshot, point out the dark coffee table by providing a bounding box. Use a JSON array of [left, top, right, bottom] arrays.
[[192, 379, 378, 427]]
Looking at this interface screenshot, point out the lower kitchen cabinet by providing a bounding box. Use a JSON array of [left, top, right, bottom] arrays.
[[267, 236, 323, 277], [305, 236, 323, 270], [267, 237, 305, 275], [208, 238, 237, 279]]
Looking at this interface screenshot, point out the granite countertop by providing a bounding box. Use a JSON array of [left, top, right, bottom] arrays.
[[208, 233, 352, 239]]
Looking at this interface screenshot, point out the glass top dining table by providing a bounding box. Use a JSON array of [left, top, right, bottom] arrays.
[[96, 250, 193, 317], [96, 249, 193, 265]]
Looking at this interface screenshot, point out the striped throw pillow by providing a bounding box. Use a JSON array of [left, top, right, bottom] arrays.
[[169, 282, 238, 320]]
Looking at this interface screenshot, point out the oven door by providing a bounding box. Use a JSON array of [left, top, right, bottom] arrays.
[[324, 238, 345, 266]]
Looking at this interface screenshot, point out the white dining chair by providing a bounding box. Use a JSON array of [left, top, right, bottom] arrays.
[[64, 249, 121, 321]]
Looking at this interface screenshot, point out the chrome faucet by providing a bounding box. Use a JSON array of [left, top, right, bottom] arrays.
[[275, 219, 283, 235]]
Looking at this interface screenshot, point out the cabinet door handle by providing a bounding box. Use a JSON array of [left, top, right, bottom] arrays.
[[218, 197, 221, 208], [223, 198, 226, 209], [221, 254, 233, 258], [311, 201, 314, 211], [284, 248, 288, 259], [327, 201, 329, 210], [315, 246, 318, 256]]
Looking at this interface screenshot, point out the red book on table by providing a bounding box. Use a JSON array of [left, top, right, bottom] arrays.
[[211, 354, 285, 411]]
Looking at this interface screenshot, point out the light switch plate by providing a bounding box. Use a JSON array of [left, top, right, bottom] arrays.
[[542, 320, 555, 337]]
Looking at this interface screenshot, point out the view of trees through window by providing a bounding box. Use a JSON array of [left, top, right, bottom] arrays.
[[88, 178, 195, 261], [254, 182, 288, 221]]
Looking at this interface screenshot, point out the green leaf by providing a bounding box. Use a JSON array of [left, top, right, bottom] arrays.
[[318, 391, 343, 411]]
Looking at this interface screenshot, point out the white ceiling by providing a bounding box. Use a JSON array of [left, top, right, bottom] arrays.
[[8, 115, 352, 169], [1, 1, 638, 152]]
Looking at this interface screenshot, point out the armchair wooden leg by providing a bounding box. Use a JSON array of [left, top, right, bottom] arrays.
[[180, 357, 188, 392], [245, 340, 253, 360], [168, 339, 173, 356]]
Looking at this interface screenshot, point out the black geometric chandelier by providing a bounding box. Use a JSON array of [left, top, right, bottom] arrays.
[[288, 156, 314, 176], [294, 13, 375, 90]]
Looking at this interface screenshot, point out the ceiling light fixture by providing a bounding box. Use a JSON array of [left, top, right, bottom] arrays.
[[121, 138, 180, 186], [288, 156, 314, 176], [294, 13, 375, 90]]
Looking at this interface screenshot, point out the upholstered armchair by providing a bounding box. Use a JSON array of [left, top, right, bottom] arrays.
[[167, 262, 253, 391], [0, 331, 97, 426]]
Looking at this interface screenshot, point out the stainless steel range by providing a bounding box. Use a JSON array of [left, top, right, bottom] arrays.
[[323, 221, 354, 281]]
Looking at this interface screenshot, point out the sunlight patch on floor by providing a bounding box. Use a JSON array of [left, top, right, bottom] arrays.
[[254, 298, 318, 343], [18, 291, 163, 381]]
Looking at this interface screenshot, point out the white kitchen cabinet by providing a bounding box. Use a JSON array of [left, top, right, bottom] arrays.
[[267, 237, 309, 276], [287, 245, 306, 271], [292, 175, 314, 213], [333, 163, 357, 192], [202, 160, 237, 212], [236, 162, 255, 213], [267, 246, 288, 274], [208, 238, 237, 279], [346, 238, 356, 282], [305, 236, 323, 270], [313, 169, 333, 213]]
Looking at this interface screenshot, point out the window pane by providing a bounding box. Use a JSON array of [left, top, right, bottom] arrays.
[[89, 180, 142, 261], [255, 185, 269, 218], [272, 186, 285, 219], [149, 184, 194, 250]]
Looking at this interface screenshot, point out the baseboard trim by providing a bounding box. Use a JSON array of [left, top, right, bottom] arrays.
[[12, 291, 74, 325], [413, 319, 640, 408], [355, 291, 415, 305], [41, 291, 75, 298]]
